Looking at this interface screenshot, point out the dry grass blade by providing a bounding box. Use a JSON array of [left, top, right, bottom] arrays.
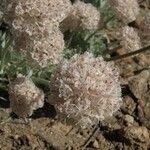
[[81, 123, 99, 150], [105, 45, 150, 61]]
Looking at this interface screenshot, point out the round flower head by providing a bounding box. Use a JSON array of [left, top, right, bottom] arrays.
[[48, 52, 122, 127], [28, 28, 65, 67], [121, 26, 142, 52], [110, 0, 140, 24], [61, 1, 101, 31], [2, 0, 68, 67], [12, 26, 64, 67], [137, 12, 150, 42], [3, 0, 72, 36], [45, 0, 72, 23], [9, 75, 45, 118], [4, 0, 55, 36]]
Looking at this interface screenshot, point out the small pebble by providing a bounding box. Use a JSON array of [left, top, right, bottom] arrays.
[[93, 140, 99, 149], [124, 114, 134, 126]]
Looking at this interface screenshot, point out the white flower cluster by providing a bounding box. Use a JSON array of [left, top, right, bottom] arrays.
[[28, 28, 65, 67], [9, 75, 44, 118], [48, 52, 122, 127], [121, 26, 142, 52], [61, 0, 101, 31], [2, 1, 123, 127], [110, 0, 140, 24], [3, 0, 72, 67], [109, 0, 143, 53], [4, 0, 71, 34], [2, 0, 102, 67]]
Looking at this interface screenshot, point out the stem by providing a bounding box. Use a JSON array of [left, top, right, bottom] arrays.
[[105, 45, 150, 61], [85, 29, 99, 42], [81, 123, 99, 150]]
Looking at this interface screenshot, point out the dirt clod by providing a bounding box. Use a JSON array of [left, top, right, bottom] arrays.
[[123, 126, 149, 144]]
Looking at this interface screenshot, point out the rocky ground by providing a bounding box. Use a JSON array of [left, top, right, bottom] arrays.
[[0, 0, 150, 149], [0, 49, 149, 150]]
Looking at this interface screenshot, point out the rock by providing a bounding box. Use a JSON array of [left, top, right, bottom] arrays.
[[66, 146, 73, 150], [93, 139, 99, 149], [104, 115, 121, 129], [128, 70, 150, 128], [116, 58, 137, 78], [135, 52, 150, 68], [138, 101, 150, 129], [128, 70, 150, 129], [121, 96, 136, 115], [128, 70, 150, 99], [123, 126, 149, 144], [95, 133, 114, 149], [124, 115, 134, 126]]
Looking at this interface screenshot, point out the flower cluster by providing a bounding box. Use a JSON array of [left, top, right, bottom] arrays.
[[137, 12, 150, 42], [3, 0, 72, 67], [4, 0, 71, 34], [110, 0, 140, 24], [1, 0, 124, 127], [1, 0, 102, 67], [28, 28, 65, 67], [121, 26, 142, 52], [48, 52, 122, 127], [9, 75, 44, 118], [61, 0, 101, 31]]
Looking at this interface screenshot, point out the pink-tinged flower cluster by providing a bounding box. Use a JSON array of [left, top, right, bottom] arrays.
[[1, 0, 102, 67], [110, 0, 140, 24], [121, 26, 142, 52], [4, 0, 72, 35], [61, 0, 101, 31], [9, 75, 44, 118], [3, 0, 71, 67], [48, 52, 122, 127]]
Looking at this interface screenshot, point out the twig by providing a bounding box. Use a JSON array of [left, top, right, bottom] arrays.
[[65, 125, 76, 136], [81, 124, 99, 150], [105, 45, 150, 61]]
